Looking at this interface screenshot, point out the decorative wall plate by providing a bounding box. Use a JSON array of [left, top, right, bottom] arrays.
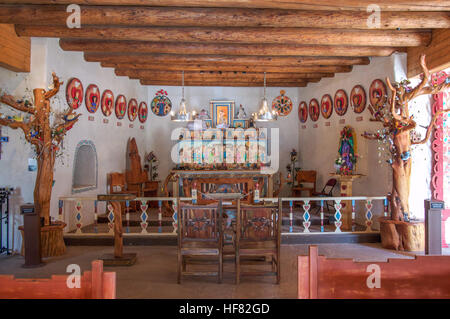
[[350, 85, 367, 114], [320, 94, 333, 119], [138, 101, 148, 123], [101, 89, 114, 117], [334, 89, 349, 116], [128, 98, 138, 122], [66, 78, 83, 109], [309, 98, 320, 122], [85, 84, 100, 113], [298, 101, 308, 123], [272, 90, 293, 116], [151, 89, 172, 116], [115, 94, 127, 119], [369, 79, 387, 106]]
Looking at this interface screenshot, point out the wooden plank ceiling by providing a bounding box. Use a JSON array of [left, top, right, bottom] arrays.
[[1, 1, 449, 87]]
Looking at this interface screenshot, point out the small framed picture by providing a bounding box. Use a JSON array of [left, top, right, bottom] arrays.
[[233, 119, 248, 129], [210, 100, 235, 128]]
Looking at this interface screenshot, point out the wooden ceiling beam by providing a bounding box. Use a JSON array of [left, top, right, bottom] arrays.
[[139, 80, 308, 87], [2, 5, 449, 29], [2, 1, 449, 11], [93, 60, 352, 73], [59, 39, 400, 57], [115, 70, 332, 80], [83, 53, 369, 66], [15, 25, 431, 47]]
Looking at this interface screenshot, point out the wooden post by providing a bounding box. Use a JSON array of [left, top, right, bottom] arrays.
[[111, 202, 123, 258]]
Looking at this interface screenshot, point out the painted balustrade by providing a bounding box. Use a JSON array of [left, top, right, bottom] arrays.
[[279, 196, 389, 233], [58, 195, 388, 236], [58, 196, 190, 236]]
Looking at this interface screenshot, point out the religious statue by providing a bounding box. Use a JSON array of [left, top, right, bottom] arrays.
[[336, 126, 357, 175], [236, 104, 248, 119]]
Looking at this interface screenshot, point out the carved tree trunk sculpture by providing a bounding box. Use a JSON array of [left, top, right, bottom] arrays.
[[363, 54, 449, 222], [0, 73, 80, 225]]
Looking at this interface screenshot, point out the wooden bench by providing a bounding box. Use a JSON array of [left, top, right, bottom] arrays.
[[0, 260, 116, 299], [298, 245, 450, 299]]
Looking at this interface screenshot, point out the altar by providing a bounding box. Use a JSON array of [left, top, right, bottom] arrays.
[[170, 169, 276, 203]]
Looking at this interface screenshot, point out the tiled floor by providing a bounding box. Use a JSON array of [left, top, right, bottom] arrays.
[[0, 243, 433, 299]]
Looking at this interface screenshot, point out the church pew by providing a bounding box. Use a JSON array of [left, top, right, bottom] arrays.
[[0, 260, 116, 299], [298, 245, 450, 299]]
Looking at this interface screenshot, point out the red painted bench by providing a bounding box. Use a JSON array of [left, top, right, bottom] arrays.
[[298, 245, 450, 299], [0, 260, 116, 299]]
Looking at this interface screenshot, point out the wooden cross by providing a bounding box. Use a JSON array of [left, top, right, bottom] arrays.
[[0, 127, 9, 160]]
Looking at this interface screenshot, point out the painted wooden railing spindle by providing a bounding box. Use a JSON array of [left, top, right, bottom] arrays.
[[125, 200, 130, 233], [320, 200, 324, 232], [75, 201, 83, 234], [94, 200, 98, 234], [140, 200, 149, 234], [334, 199, 343, 233], [365, 199, 373, 232], [289, 200, 293, 233], [107, 203, 115, 235], [302, 200, 311, 233]]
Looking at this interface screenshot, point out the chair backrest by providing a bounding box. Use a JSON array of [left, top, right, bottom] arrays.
[[108, 172, 126, 193], [296, 170, 317, 188], [183, 178, 260, 205], [322, 178, 337, 194], [178, 202, 223, 241], [237, 204, 280, 242]]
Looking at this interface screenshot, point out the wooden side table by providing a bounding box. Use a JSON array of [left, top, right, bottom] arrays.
[[330, 173, 364, 231]]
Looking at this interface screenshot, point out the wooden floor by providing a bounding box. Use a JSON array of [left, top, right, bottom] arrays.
[[0, 243, 434, 299]]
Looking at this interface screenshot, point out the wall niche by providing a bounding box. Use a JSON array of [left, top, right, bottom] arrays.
[[72, 140, 98, 193]]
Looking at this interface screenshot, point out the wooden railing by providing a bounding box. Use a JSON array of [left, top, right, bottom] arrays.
[[58, 195, 388, 236]]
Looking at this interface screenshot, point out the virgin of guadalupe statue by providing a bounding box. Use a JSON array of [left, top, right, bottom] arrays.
[[337, 126, 356, 172]]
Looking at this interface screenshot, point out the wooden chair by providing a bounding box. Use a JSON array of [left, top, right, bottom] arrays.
[[235, 200, 281, 284], [107, 172, 139, 211], [292, 170, 317, 197], [177, 201, 224, 284]]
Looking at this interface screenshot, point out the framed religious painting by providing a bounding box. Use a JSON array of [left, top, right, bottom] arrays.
[[210, 100, 235, 128], [320, 94, 333, 119], [115, 94, 127, 119], [138, 101, 148, 123], [85, 84, 100, 113], [101, 89, 114, 117], [233, 119, 248, 129], [128, 98, 138, 122], [334, 89, 349, 116], [309, 98, 320, 122], [272, 90, 293, 116], [298, 101, 308, 123], [350, 84, 367, 114], [66, 77, 83, 109], [151, 89, 172, 117], [369, 79, 387, 106]]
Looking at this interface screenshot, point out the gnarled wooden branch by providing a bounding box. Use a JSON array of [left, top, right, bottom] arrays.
[[0, 94, 35, 114], [412, 108, 450, 145], [405, 53, 430, 101], [44, 72, 63, 100], [0, 117, 40, 146]]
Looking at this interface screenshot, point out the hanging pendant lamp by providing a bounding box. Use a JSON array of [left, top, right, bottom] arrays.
[[255, 72, 277, 122], [171, 71, 193, 122]]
